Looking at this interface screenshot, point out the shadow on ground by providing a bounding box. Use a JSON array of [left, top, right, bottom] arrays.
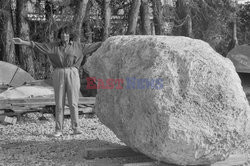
[[1, 139, 122, 165], [0, 139, 175, 166]]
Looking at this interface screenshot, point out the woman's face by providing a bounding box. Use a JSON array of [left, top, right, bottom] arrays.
[[60, 32, 70, 43]]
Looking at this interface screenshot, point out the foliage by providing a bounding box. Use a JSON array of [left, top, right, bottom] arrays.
[[237, 2, 250, 44], [89, 0, 132, 38], [172, 0, 235, 56]]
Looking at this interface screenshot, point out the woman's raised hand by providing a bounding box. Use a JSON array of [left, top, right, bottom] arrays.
[[12, 38, 23, 44]]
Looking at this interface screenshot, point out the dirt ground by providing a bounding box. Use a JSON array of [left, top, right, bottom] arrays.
[[0, 113, 154, 166]]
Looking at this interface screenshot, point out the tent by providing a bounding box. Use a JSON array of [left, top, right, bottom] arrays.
[[0, 61, 35, 87], [227, 44, 250, 73]]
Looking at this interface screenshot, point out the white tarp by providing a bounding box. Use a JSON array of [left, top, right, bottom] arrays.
[[227, 44, 250, 73], [0, 61, 35, 87]]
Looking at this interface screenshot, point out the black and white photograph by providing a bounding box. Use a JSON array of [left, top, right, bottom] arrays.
[[1, 0, 250, 165]]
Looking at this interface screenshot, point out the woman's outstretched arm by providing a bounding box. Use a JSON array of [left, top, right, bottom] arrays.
[[13, 38, 54, 55], [83, 42, 102, 56], [13, 38, 32, 46]]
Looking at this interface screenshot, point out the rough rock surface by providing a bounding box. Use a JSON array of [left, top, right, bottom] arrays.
[[85, 36, 250, 165]]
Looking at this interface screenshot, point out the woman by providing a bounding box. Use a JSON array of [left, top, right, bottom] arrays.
[[13, 27, 102, 137]]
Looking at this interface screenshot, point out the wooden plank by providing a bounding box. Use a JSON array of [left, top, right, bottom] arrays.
[[0, 97, 54, 104], [85, 160, 121, 166], [0, 97, 95, 109], [84, 146, 147, 159], [79, 107, 93, 114], [0, 111, 36, 117], [124, 154, 249, 166], [123, 162, 157, 166], [212, 154, 249, 166], [0, 106, 45, 116], [12, 108, 43, 114], [123, 162, 175, 166], [0, 104, 48, 110], [0, 105, 93, 116], [79, 104, 94, 108], [64, 107, 93, 116], [0, 103, 11, 109], [11, 106, 44, 110], [0, 97, 95, 104], [11, 102, 55, 106]]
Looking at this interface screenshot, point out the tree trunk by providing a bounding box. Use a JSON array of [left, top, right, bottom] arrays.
[[84, 1, 93, 43], [72, 0, 89, 42], [233, 20, 238, 45], [16, 0, 34, 76], [186, 3, 193, 38], [86, 22, 93, 43], [140, 0, 151, 35], [126, 0, 141, 35], [43, 0, 55, 78], [244, 27, 247, 44], [151, 0, 163, 35], [45, 30, 54, 79], [233, 0, 238, 46], [175, 0, 192, 37], [103, 0, 111, 40], [227, 0, 238, 52], [0, 0, 15, 63]]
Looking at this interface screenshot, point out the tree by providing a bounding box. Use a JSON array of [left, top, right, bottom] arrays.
[[227, 0, 238, 51], [0, 0, 15, 63], [16, 0, 35, 76], [175, 0, 193, 37], [44, 0, 56, 77], [126, 0, 141, 35], [151, 0, 163, 35], [140, 0, 151, 35], [103, 0, 111, 40], [84, 1, 94, 42], [72, 0, 89, 42], [186, 0, 193, 37]]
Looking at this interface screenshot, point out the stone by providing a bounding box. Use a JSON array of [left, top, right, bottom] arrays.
[[0, 116, 17, 125], [84, 36, 250, 165]]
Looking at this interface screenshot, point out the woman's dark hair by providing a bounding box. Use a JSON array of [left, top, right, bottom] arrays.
[[57, 26, 71, 40]]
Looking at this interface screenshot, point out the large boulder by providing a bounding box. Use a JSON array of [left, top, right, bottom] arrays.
[[84, 36, 250, 165]]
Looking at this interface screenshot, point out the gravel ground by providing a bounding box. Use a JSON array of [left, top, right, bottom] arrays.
[[0, 112, 147, 166], [1, 112, 250, 166]]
